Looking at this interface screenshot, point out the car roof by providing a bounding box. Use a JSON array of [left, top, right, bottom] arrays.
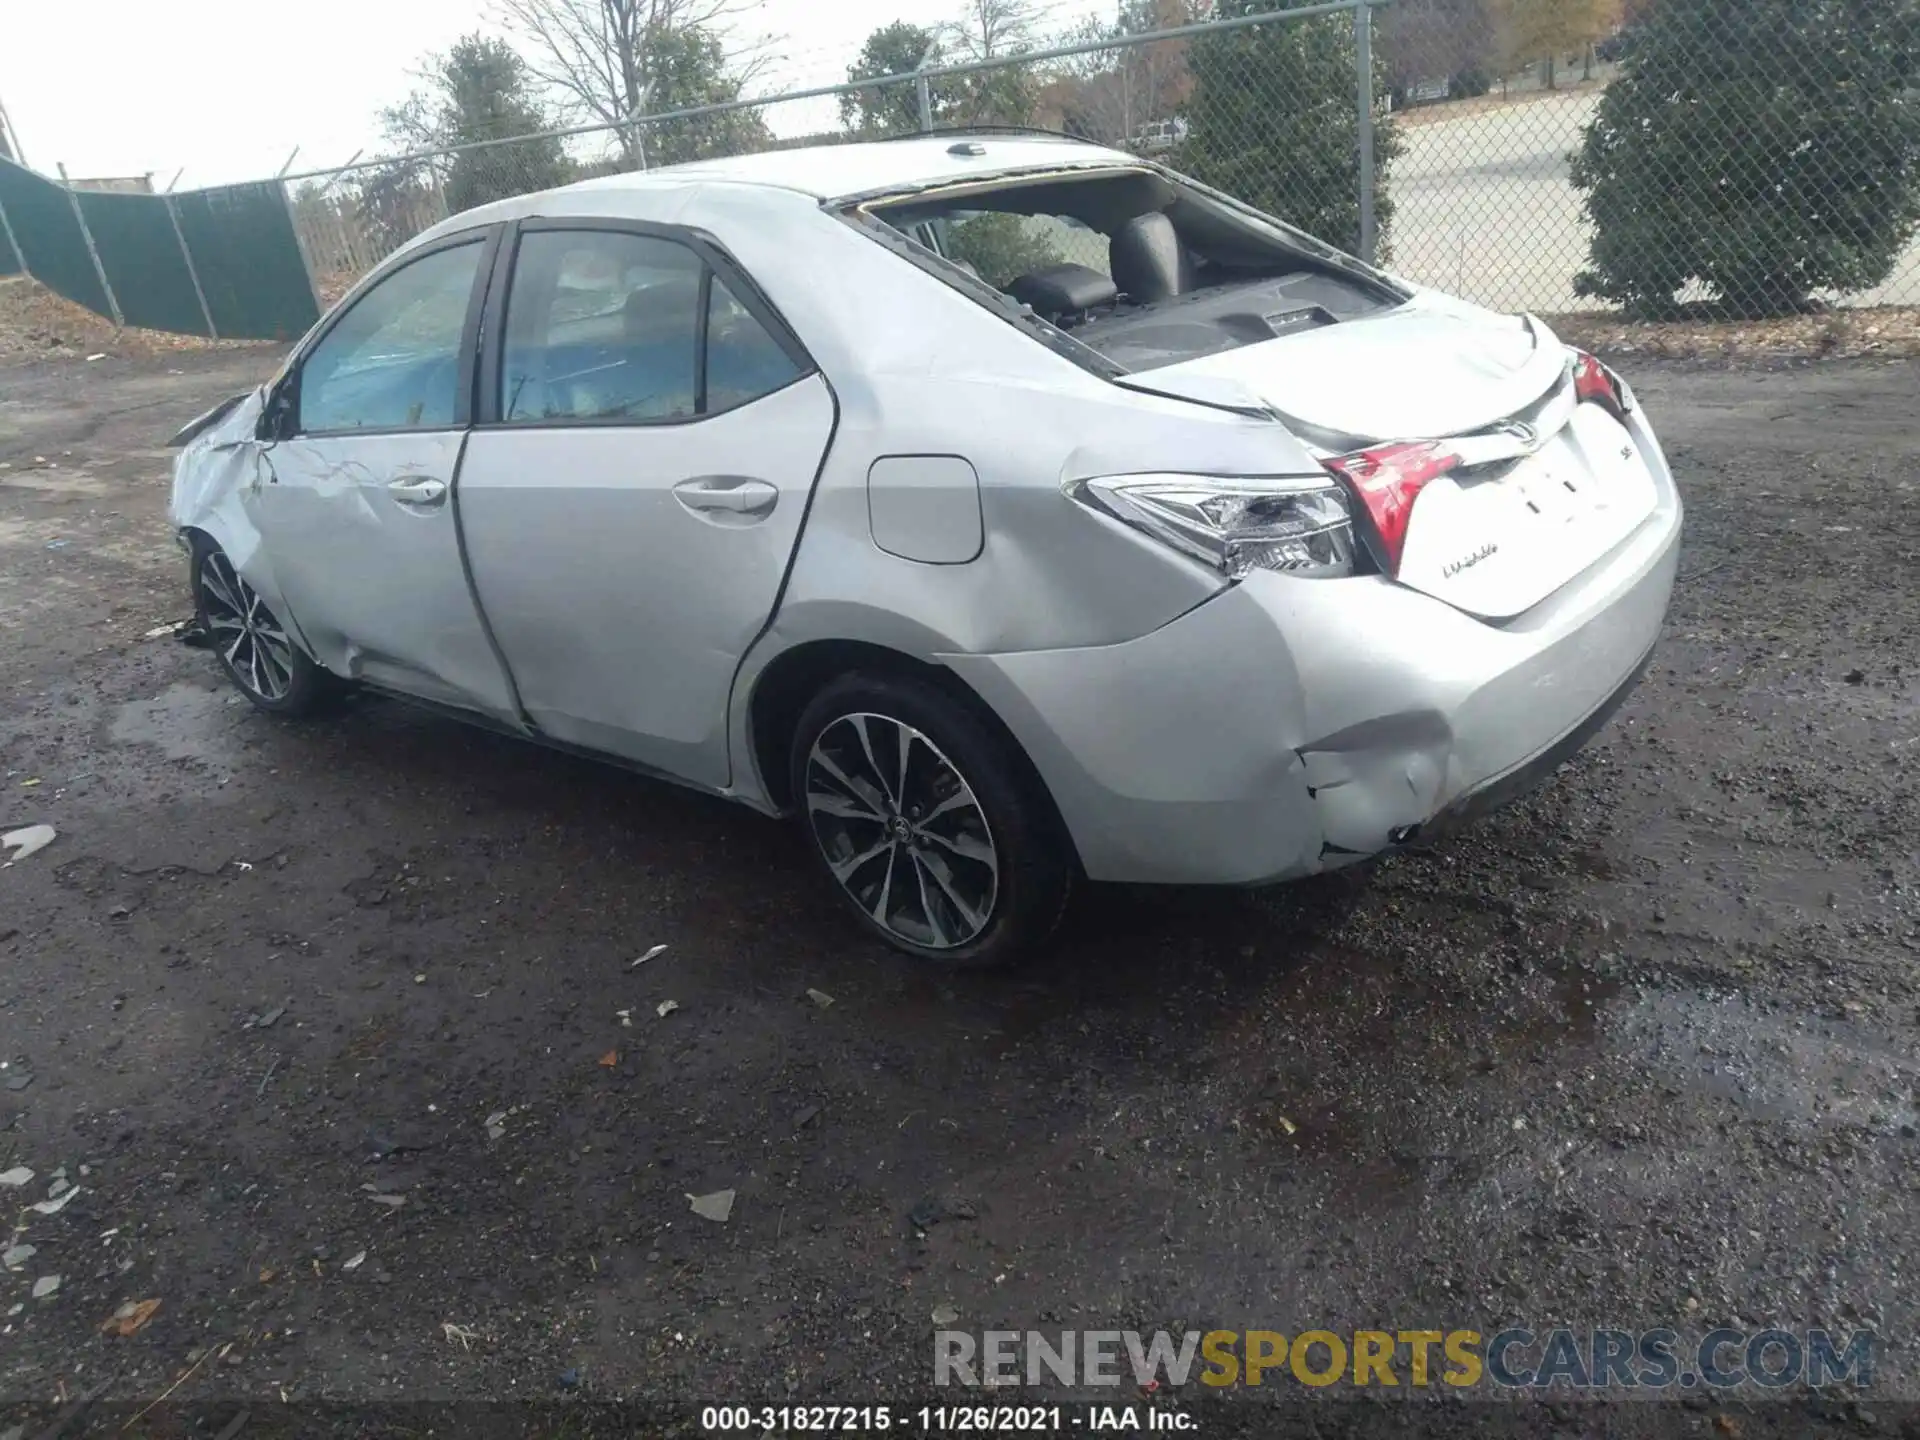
[[406, 133, 1142, 255], [566, 133, 1138, 203]]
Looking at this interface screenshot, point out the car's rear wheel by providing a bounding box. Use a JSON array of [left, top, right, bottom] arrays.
[[789, 673, 1071, 968], [189, 535, 333, 716]]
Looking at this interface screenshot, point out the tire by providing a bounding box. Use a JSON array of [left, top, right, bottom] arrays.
[[188, 534, 336, 717], [788, 671, 1073, 968]]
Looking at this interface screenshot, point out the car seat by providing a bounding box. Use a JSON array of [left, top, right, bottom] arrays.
[[1108, 211, 1195, 304]]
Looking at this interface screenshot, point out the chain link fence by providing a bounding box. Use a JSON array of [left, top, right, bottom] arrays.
[[1386, 0, 1920, 318], [284, 0, 1920, 324], [11, 0, 1920, 335]]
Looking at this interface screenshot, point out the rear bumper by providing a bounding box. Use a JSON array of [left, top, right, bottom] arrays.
[[942, 413, 1682, 885], [1419, 637, 1655, 842]]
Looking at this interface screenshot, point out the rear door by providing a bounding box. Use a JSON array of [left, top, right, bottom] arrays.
[[249, 229, 520, 718], [456, 220, 836, 788]]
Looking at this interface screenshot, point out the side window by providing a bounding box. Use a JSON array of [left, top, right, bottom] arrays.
[[499, 228, 805, 425], [705, 275, 802, 414], [298, 242, 483, 434], [502, 231, 703, 423]]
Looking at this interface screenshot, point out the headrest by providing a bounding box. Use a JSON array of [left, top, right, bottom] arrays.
[[1006, 263, 1118, 317], [1109, 211, 1190, 304]]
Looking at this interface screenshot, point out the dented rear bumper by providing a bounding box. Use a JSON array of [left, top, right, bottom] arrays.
[[942, 431, 1681, 886], [1419, 640, 1654, 843]]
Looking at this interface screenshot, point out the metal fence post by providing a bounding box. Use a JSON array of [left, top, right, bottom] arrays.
[[278, 179, 326, 320], [57, 162, 125, 327], [631, 81, 654, 172], [1354, 0, 1377, 265], [916, 40, 940, 132], [164, 192, 219, 340], [0, 188, 26, 278]]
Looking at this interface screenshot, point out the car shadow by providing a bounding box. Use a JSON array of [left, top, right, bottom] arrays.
[[309, 689, 1378, 1006]]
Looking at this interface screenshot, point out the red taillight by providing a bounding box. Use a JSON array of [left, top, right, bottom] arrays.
[[1323, 441, 1461, 574], [1572, 350, 1627, 417]]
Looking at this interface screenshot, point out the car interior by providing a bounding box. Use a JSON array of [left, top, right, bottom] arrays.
[[864, 168, 1405, 372], [502, 241, 704, 423], [499, 236, 800, 424]]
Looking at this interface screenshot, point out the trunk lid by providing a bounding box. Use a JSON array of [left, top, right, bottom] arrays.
[[1118, 296, 1660, 620], [1373, 400, 1661, 619], [1118, 293, 1569, 444]]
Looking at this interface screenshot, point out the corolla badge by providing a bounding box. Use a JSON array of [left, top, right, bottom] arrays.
[[1443, 541, 1499, 578], [1499, 420, 1539, 447]]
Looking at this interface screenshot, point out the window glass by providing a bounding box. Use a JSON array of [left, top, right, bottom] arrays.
[[299, 242, 482, 433], [705, 275, 802, 413], [502, 231, 702, 423]]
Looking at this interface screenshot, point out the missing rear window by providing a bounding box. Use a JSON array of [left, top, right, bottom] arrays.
[[849, 166, 1407, 375]]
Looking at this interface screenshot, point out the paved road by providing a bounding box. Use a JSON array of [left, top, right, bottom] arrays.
[[1, 346, 1916, 1431]]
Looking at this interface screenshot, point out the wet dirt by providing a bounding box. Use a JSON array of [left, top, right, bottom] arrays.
[[0, 348, 1916, 1433]]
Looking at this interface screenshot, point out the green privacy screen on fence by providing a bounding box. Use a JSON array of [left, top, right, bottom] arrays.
[[171, 183, 320, 340], [0, 158, 111, 313], [73, 188, 207, 334], [0, 157, 319, 340]]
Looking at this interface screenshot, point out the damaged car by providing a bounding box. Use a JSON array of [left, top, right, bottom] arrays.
[[168, 133, 1681, 966]]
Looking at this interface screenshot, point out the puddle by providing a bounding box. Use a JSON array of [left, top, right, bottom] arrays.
[[1601, 988, 1920, 1134], [1556, 970, 1625, 1043], [109, 682, 250, 773]]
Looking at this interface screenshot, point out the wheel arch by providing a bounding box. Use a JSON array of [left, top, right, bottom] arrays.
[[746, 637, 1083, 875], [180, 523, 325, 669], [180, 521, 238, 569]]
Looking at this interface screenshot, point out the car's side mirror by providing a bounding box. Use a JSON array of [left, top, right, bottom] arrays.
[[257, 376, 296, 441]]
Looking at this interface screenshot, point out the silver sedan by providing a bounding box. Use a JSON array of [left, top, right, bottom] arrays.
[[169, 133, 1681, 966]]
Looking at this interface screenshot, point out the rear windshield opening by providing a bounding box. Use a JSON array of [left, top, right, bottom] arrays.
[[853, 167, 1407, 373]]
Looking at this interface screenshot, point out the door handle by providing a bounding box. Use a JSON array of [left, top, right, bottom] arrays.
[[672, 476, 778, 523], [388, 476, 448, 508]]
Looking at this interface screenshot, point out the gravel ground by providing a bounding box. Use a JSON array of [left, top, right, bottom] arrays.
[[0, 347, 1916, 1437]]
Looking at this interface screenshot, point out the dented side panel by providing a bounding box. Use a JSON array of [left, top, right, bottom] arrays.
[[939, 444, 1679, 887], [940, 588, 1324, 885], [167, 387, 306, 635], [169, 390, 517, 718], [247, 432, 517, 717]]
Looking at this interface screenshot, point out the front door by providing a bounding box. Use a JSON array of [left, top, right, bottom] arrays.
[[455, 222, 836, 788], [251, 232, 518, 720]]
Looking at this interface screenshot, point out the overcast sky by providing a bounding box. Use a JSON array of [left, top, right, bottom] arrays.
[[0, 0, 1108, 189]]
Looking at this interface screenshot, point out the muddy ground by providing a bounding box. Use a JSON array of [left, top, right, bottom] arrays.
[[0, 347, 1915, 1436]]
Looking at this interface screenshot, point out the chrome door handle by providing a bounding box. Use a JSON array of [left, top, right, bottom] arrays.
[[388, 476, 448, 508], [672, 476, 778, 522]]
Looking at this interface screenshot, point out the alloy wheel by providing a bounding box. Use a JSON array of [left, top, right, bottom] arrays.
[[803, 712, 999, 950], [199, 550, 296, 703]]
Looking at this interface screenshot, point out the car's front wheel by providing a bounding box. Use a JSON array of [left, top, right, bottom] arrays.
[[189, 535, 334, 716], [789, 673, 1072, 968]]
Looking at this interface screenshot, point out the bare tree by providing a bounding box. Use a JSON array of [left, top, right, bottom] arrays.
[[1489, 0, 1620, 89], [1045, 0, 1198, 148], [491, 0, 768, 163], [922, 0, 1051, 127], [950, 0, 1042, 61]]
